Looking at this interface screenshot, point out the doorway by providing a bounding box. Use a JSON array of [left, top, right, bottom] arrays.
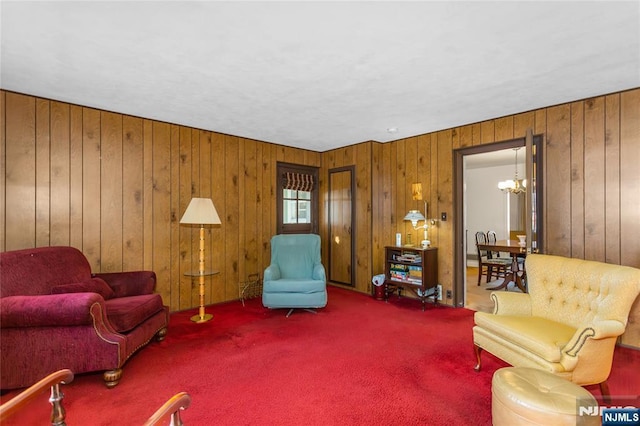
[[328, 166, 355, 286], [453, 133, 543, 308]]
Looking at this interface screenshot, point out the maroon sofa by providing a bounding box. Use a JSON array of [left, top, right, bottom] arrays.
[[0, 246, 169, 390]]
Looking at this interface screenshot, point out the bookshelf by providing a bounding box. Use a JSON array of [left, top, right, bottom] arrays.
[[384, 246, 438, 310]]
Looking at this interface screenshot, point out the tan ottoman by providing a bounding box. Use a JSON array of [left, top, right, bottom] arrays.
[[492, 367, 599, 426]]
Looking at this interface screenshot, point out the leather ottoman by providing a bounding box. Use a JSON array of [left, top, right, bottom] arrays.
[[492, 367, 600, 426]]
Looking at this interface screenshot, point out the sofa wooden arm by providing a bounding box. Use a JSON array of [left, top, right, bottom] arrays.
[[0, 369, 74, 424], [143, 392, 192, 426], [490, 291, 532, 315]]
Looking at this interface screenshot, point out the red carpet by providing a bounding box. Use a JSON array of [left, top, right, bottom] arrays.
[[2, 286, 639, 425]]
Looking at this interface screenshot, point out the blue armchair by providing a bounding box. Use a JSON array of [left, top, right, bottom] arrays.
[[262, 234, 327, 316]]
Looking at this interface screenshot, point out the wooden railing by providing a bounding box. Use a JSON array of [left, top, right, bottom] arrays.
[[143, 392, 192, 426], [0, 369, 74, 426], [1, 369, 191, 426]]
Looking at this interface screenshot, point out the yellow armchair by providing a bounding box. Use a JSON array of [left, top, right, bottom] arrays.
[[473, 254, 640, 399]]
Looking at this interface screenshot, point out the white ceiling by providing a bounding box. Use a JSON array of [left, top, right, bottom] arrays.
[[1, 1, 639, 152]]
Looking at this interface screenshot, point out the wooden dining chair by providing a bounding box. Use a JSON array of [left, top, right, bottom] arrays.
[[487, 231, 509, 260], [475, 231, 512, 285]]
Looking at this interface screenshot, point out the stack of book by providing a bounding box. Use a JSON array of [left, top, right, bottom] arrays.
[[396, 253, 421, 264], [389, 264, 422, 283], [389, 263, 408, 281], [407, 265, 422, 284]]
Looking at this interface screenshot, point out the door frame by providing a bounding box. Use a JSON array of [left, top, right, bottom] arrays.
[[328, 165, 356, 286], [453, 134, 543, 307]]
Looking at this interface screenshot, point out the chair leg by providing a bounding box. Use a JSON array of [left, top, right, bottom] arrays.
[[599, 381, 611, 404], [477, 267, 482, 286], [474, 344, 483, 372], [285, 308, 318, 318]]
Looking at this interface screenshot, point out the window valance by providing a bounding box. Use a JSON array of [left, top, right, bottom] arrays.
[[283, 172, 315, 192]]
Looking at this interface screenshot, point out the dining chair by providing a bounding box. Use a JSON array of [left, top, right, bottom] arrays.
[[475, 231, 512, 286], [487, 231, 510, 260]]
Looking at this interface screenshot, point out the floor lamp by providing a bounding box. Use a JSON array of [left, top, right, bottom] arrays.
[[180, 197, 221, 323]]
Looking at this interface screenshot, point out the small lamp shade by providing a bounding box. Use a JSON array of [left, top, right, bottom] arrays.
[[403, 210, 425, 228], [180, 198, 221, 225]]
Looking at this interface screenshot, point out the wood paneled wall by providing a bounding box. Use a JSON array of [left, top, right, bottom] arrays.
[[0, 91, 320, 312], [2, 88, 639, 345]]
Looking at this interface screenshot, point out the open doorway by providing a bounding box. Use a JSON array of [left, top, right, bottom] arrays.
[[463, 147, 526, 311], [453, 133, 543, 310]]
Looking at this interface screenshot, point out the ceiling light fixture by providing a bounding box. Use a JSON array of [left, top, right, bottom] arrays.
[[498, 148, 526, 194]]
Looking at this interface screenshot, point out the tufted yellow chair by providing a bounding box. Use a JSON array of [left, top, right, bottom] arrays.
[[473, 254, 640, 399]]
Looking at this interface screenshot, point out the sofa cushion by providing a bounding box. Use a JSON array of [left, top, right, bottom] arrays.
[[474, 312, 576, 362], [51, 278, 116, 300], [105, 294, 165, 333]]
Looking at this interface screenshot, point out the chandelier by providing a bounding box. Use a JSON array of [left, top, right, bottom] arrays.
[[498, 148, 526, 194]]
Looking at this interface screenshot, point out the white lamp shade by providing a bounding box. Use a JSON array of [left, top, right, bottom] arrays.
[[403, 210, 425, 223], [180, 198, 221, 225], [403, 209, 426, 228]]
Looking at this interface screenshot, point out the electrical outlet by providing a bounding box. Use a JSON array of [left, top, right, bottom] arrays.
[[437, 284, 443, 301], [446, 289, 452, 299]]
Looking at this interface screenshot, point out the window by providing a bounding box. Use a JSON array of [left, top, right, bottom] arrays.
[[277, 163, 318, 234]]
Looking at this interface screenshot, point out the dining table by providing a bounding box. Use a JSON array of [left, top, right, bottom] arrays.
[[476, 239, 528, 292]]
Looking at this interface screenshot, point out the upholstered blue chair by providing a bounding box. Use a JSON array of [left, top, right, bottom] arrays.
[[262, 234, 327, 317]]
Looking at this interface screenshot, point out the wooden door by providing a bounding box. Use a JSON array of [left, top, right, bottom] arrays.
[[328, 167, 355, 286]]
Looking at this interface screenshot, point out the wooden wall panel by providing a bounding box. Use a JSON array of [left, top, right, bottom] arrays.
[[5, 93, 36, 250], [50, 101, 70, 246], [584, 97, 606, 261], [371, 142, 383, 278], [210, 132, 226, 303], [436, 130, 454, 298], [224, 135, 240, 301], [355, 143, 371, 290], [122, 116, 144, 270], [100, 111, 123, 270], [82, 108, 101, 269], [151, 122, 172, 302], [604, 94, 621, 265], [35, 99, 50, 247], [69, 106, 83, 249], [170, 125, 182, 306], [544, 104, 572, 257], [178, 126, 192, 310], [570, 101, 585, 260]]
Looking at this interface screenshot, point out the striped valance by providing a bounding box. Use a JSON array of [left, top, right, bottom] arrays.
[[283, 172, 315, 192]]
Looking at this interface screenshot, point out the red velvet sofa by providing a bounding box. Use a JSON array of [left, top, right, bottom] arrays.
[[0, 246, 169, 390]]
